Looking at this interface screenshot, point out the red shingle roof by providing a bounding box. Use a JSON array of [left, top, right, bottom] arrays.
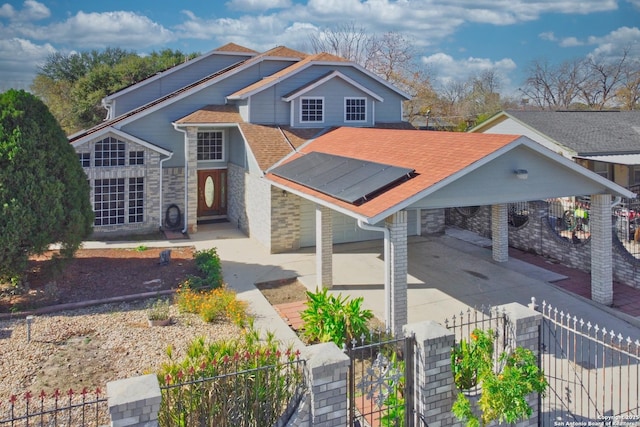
[[266, 127, 521, 219]]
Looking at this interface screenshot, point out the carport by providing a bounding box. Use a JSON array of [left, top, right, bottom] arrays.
[[266, 127, 634, 336]]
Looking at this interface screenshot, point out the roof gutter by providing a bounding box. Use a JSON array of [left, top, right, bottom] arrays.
[[172, 123, 189, 234], [357, 219, 391, 332]]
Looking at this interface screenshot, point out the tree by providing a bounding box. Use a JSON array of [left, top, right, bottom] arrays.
[[0, 90, 93, 283], [307, 22, 373, 66]]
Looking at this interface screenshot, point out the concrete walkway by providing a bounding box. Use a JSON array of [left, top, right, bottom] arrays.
[[83, 222, 640, 347]]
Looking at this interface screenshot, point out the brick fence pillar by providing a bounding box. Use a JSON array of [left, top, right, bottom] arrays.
[[107, 374, 161, 427], [590, 193, 613, 305], [497, 302, 543, 427], [304, 342, 349, 426], [403, 320, 457, 427]]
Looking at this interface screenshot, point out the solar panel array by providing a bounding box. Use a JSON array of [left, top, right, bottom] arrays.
[[271, 152, 414, 204]]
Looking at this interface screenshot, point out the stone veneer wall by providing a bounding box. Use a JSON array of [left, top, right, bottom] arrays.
[[78, 137, 163, 237], [271, 188, 302, 253], [421, 208, 446, 235], [446, 201, 640, 290], [161, 167, 185, 229]]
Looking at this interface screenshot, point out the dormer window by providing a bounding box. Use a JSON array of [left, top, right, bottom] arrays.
[[301, 97, 324, 123], [345, 97, 366, 122]]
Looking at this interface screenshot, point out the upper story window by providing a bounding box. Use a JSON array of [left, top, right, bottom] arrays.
[[78, 152, 90, 168], [345, 97, 366, 122], [95, 137, 125, 167], [129, 151, 144, 165], [300, 97, 324, 123], [197, 131, 223, 161], [632, 166, 640, 185]]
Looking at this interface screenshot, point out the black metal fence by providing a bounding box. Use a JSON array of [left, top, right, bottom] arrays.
[[547, 196, 592, 244], [445, 306, 508, 352], [159, 356, 306, 427], [0, 388, 108, 427], [346, 329, 416, 427], [613, 196, 640, 259], [538, 300, 640, 425]]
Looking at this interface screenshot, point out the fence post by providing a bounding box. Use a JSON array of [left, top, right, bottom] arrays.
[[107, 374, 161, 427], [403, 320, 457, 427], [304, 342, 349, 426], [497, 302, 543, 427]]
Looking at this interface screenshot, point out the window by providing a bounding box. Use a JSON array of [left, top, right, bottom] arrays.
[[129, 151, 144, 165], [128, 177, 144, 223], [78, 152, 90, 168], [632, 166, 640, 185], [197, 131, 223, 161], [593, 161, 610, 179], [301, 97, 323, 122], [345, 98, 366, 122], [94, 178, 125, 226], [95, 137, 125, 167]]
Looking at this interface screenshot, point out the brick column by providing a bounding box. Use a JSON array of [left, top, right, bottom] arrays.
[[387, 211, 408, 337], [107, 374, 161, 427], [491, 204, 509, 262], [403, 320, 457, 427], [497, 302, 543, 427], [305, 342, 349, 426], [590, 194, 613, 305], [316, 204, 333, 288], [184, 127, 199, 234]]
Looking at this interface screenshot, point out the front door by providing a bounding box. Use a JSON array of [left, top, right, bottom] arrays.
[[197, 169, 227, 217]]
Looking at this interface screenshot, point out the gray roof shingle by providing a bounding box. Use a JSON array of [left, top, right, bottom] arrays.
[[505, 110, 640, 155]]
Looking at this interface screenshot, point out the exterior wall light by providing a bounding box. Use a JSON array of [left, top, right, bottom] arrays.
[[514, 169, 528, 180]]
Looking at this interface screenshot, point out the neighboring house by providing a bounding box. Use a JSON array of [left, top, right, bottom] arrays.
[[69, 43, 413, 251], [470, 110, 640, 193]]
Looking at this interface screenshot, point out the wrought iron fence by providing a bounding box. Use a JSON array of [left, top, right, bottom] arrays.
[[0, 388, 108, 427], [538, 300, 640, 425], [547, 196, 591, 243], [508, 201, 530, 228], [159, 356, 306, 427], [613, 196, 640, 259], [346, 329, 416, 427]]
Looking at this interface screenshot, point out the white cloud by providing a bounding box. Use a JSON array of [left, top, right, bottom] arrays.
[[421, 52, 517, 90], [225, 0, 291, 12], [19, 11, 176, 49], [626, 0, 640, 9], [0, 37, 55, 90], [588, 26, 640, 57], [559, 37, 582, 47], [0, 0, 49, 22], [539, 32, 556, 42]]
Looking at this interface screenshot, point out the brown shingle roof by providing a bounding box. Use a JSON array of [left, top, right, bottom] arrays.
[[214, 43, 258, 53], [238, 124, 296, 171], [175, 105, 243, 124], [266, 127, 521, 218]]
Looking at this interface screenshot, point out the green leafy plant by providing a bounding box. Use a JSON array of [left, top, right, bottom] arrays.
[[300, 287, 373, 347], [379, 351, 406, 427], [451, 328, 494, 390], [175, 285, 248, 326], [157, 325, 304, 427], [451, 328, 548, 427], [179, 248, 224, 291]]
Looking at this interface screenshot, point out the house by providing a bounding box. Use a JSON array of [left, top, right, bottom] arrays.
[[69, 43, 413, 252], [68, 44, 634, 333], [470, 110, 640, 194]]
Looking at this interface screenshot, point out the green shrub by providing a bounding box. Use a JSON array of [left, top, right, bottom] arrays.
[[158, 327, 304, 427], [300, 287, 373, 347]]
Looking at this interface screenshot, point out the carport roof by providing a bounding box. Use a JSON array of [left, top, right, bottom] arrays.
[[265, 127, 635, 223]]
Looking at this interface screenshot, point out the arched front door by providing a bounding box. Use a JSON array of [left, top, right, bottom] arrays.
[[197, 169, 227, 218]]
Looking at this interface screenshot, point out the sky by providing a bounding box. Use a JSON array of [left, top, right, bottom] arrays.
[[1, 0, 639, 97]]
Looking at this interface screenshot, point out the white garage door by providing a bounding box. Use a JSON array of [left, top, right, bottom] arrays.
[[299, 201, 419, 247]]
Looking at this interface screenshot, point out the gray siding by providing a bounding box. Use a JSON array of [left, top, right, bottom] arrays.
[[111, 54, 251, 116], [247, 65, 405, 126], [228, 127, 247, 167]]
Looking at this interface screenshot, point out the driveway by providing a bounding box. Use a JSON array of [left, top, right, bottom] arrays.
[[194, 223, 640, 346]]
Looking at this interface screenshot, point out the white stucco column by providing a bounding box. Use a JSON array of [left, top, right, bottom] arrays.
[[316, 205, 333, 288], [386, 211, 408, 337], [590, 194, 613, 305], [491, 204, 509, 262]]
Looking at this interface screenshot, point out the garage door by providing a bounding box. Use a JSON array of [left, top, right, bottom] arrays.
[[299, 201, 418, 247]]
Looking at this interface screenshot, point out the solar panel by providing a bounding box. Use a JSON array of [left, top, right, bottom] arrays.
[[271, 152, 414, 204]]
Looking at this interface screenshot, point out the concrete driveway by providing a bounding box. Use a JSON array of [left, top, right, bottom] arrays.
[[193, 223, 640, 347]]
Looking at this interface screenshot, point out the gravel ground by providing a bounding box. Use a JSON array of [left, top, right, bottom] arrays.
[[0, 299, 241, 402]]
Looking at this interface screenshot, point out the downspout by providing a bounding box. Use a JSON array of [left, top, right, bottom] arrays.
[[357, 219, 391, 332], [611, 196, 622, 208], [172, 123, 189, 234], [158, 152, 174, 228]]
